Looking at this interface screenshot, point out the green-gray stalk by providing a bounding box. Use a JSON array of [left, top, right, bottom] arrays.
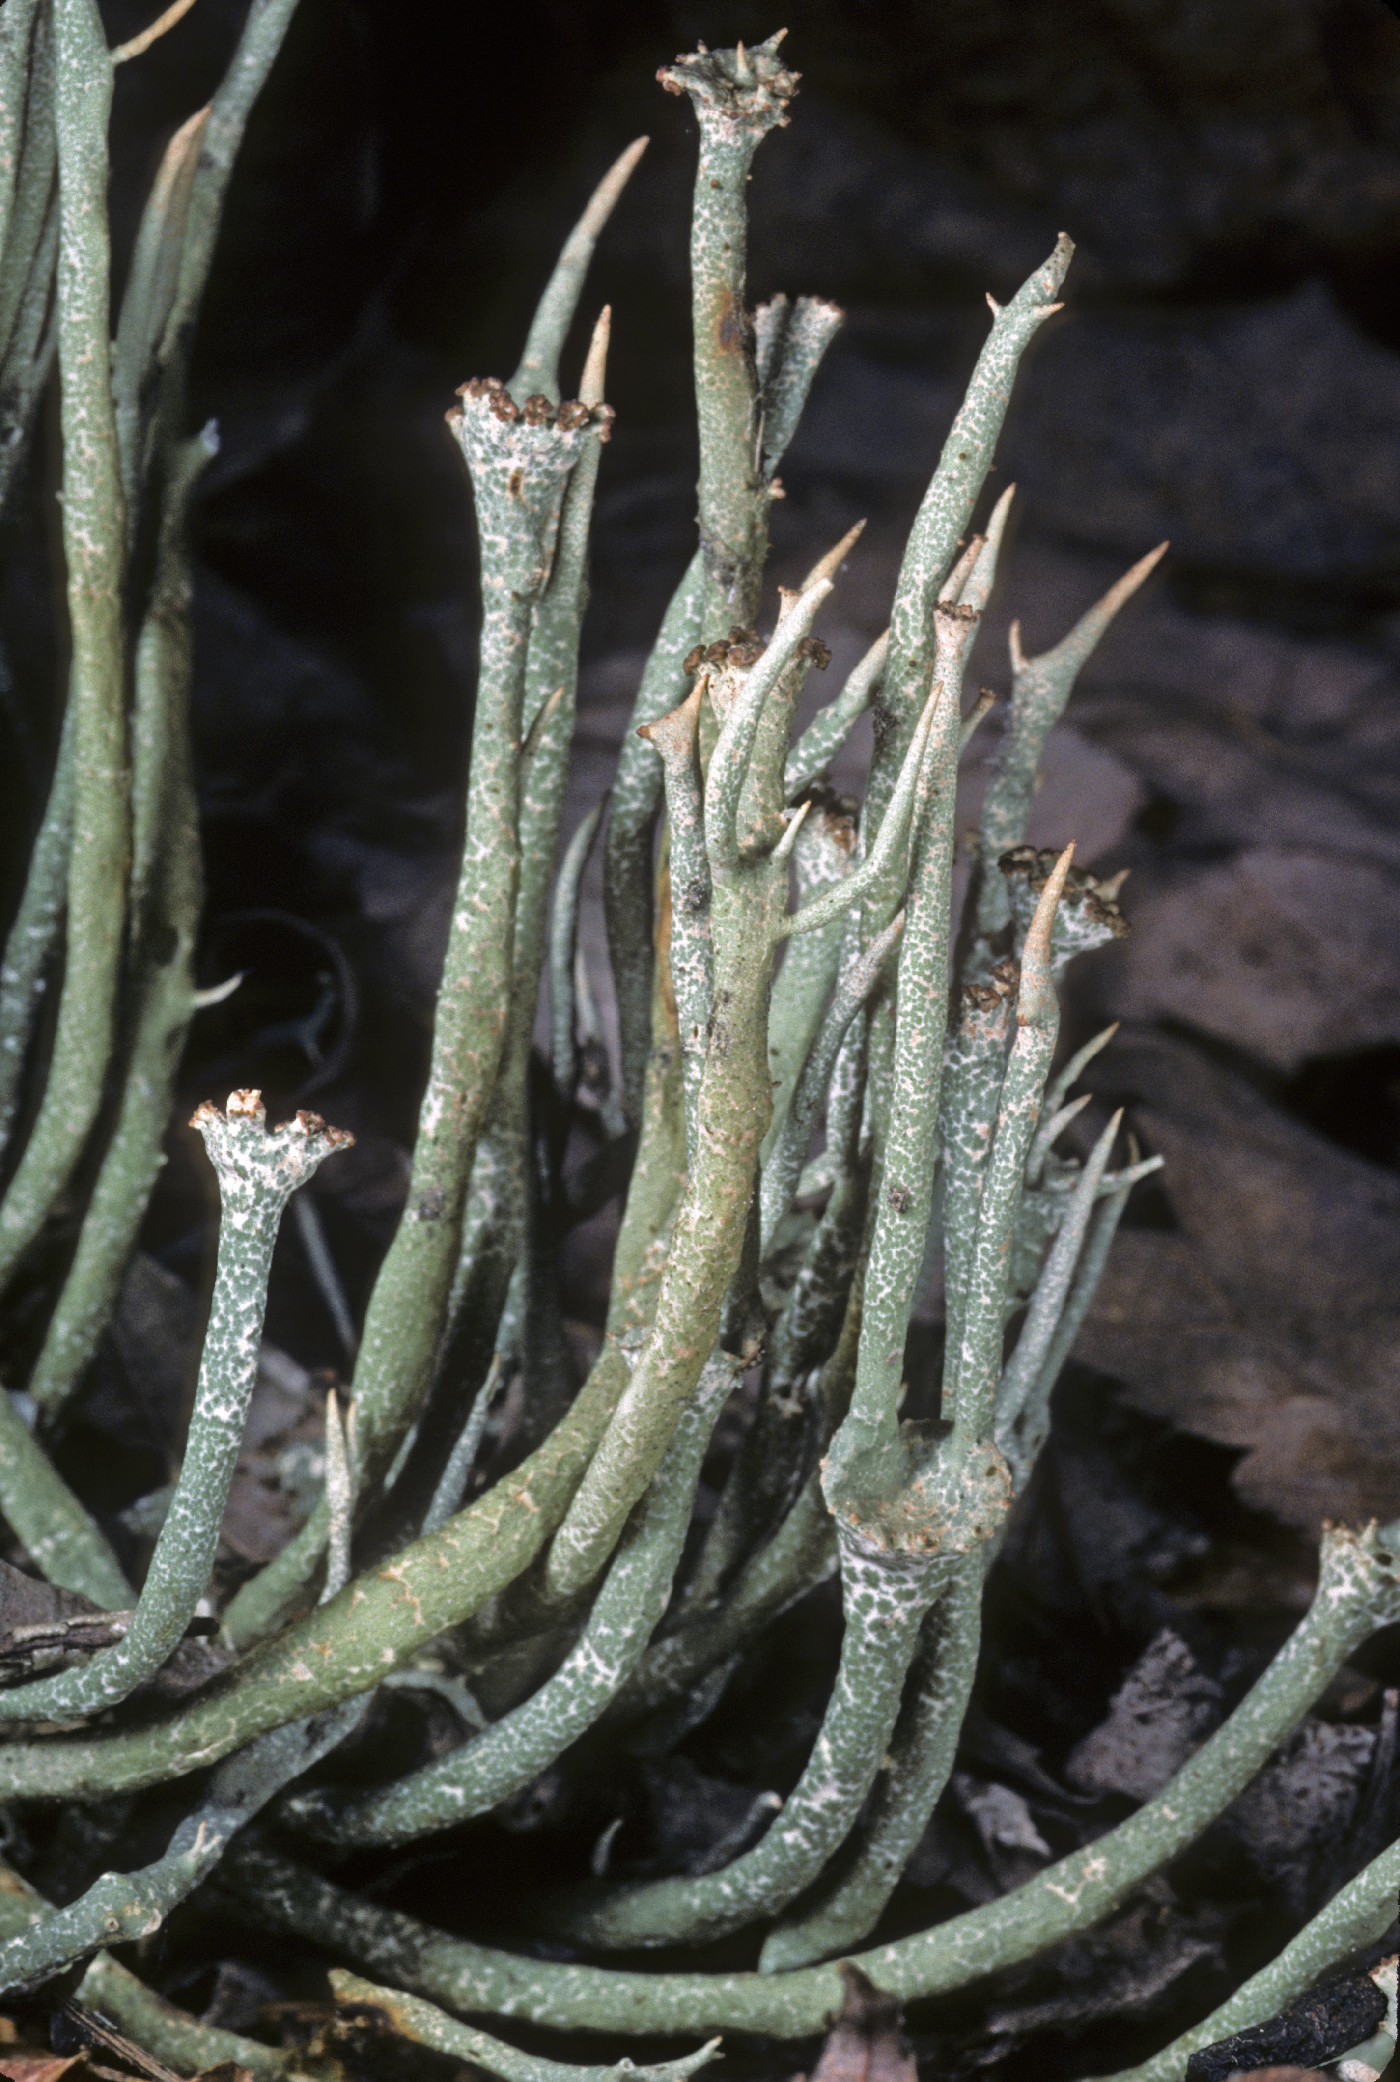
[[0, 704, 74, 1158], [627, 1462, 839, 1732], [0, 1, 56, 512], [782, 675, 944, 944], [290, 1353, 740, 1849], [0, 1329, 674, 1796], [866, 239, 1071, 842], [0, 0, 129, 1302], [544, 1534, 945, 1949], [955, 481, 1016, 616], [542, 586, 831, 1602], [0, 1094, 350, 1723], [1100, 1834, 1400, 2082], [26, 430, 213, 1421], [658, 35, 797, 631], [705, 583, 833, 875], [0, 0, 53, 348], [322, 1387, 355, 1600], [975, 541, 1166, 939], [947, 849, 1070, 1447], [0, 0, 41, 265], [604, 958, 686, 1330], [621, 1463, 838, 1727], [0, 196, 56, 518], [214, 1521, 1400, 2040], [784, 631, 886, 800], [346, 389, 592, 1506], [758, 295, 844, 478], [111, 105, 206, 516], [1025, 1090, 1092, 1186], [331, 1973, 719, 2082], [760, 1545, 986, 1970], [994, 1107, 1121, 1473], [1015, 1171, 1137, 1478], [78, 1953, 308, 2082], [760, 910, 902, 1255], [1037, 1020, 1119, 1142], [0, 1383, 131, 1604], [0, 1863, 302, 2077], [145, 0, 302, 447], [766, 1156, 870, 1411], [939, 971, 1016, 1424], [639, 685, 712, 1162], [680, 1156, 868, 1620], [437, 339, 610, 1436], [508, 137, 646, 404], [604, 549, 705, 1124], [831, 603, 977, 1484], [759, 804, 855, 1185], [0, 1690, 363, 1998], [423, 1352, 502, 1536], [550, 796, 606, 1102]]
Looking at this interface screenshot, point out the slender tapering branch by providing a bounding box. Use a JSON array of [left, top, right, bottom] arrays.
[[995, 1107, 1121, 1474], [782, 674, 946, 940], [1100, 1834, 1400, 2082], [112, 103, 207, 515], [757, 293, 843, 478], [542, 1533, 945, 1949], [509, 139, 646, 404], [760, 909, 903, 1252], [759, 799, 856, 1187], [947, 844, 1072, 1448], [0, 0, 57, 511], [866, 238, 1071, 844], [0, 0, 42, 269], [784, 629, 887, 799], [550, 794, 608, 1104], [0, 1385, 131, 1606], [604, 552, 705, 1124], [704, 577, 832, 878], [0, 0, 129, 1301], [27, 428, 214, 1421], [0, 706, 75, 1159], [976, 542, 1166, 939], [0, 1686, 364, 1996], [831, 601, 980, 1477]]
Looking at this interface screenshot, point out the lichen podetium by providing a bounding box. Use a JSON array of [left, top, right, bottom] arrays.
[[0, 21, 1372, 2082]]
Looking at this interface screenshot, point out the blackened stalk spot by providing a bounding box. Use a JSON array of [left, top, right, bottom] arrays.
[[715, 289, 744, 356]]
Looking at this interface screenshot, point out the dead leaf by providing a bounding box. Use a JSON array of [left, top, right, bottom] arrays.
[[984, 1880, 1229, 2039], [1216, 1718, 1377, 1913], [1066, 1629, 1223, 1801], [803, 1964, 916, 2082], [0, 1561, 131, 1685], [1080, 1030, 1400, 1529], [1096, 849, 1400, 1075], [0, 2056, 84, 2082]]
